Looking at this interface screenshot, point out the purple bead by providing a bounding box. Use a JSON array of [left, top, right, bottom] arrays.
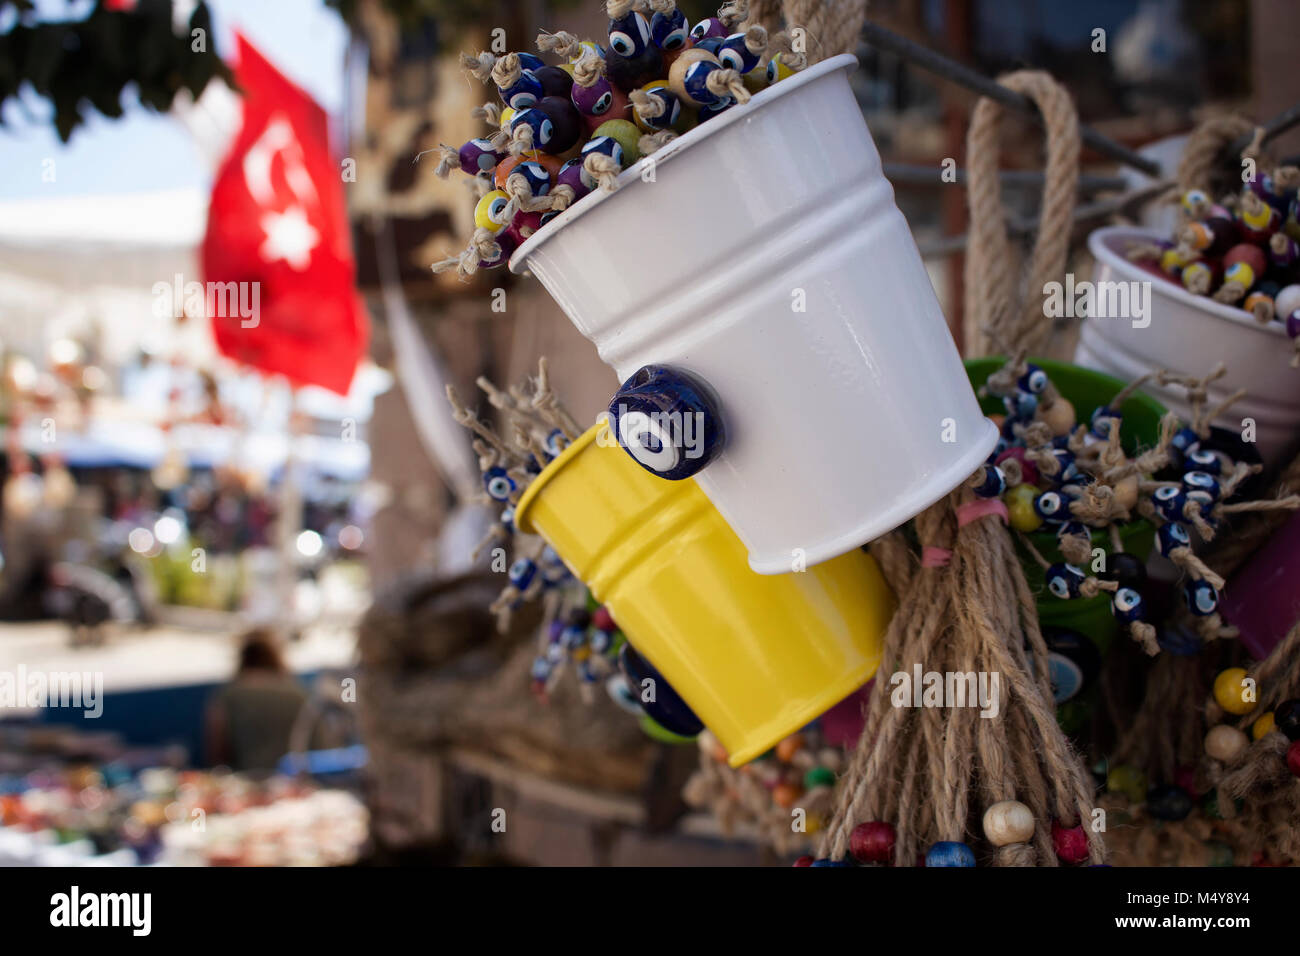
[[556, 157, 591, 200], [479, 230, 517, 270], [1286, 310, 1300, 339], [571, 75, 616, 117], [689, 17, 727, 40], [458, 137, 502, 175]]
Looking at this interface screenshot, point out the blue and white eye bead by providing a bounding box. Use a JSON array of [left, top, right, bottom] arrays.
[[1169, 427, 1200, 467], [1183, 470, 1220, 505], [1034, 489, 1071, 523], [1046, 563, 1086, 599], [483, 466, 516, 501], [590, 629, 612, 655], [508, 557, 537, 590], [608, 365, 726, 480], [561, 624, 587, 650], [516, 52, 545, 73], [579, 136, 624, 189], [1111, 587, 1146, 623], [514, 160, 551, 197], [1003, 389, 1038, 419], [1156, 521, 1191, 557], [499, 506, 515, 534], [1184, 447, 1222, 475], [608, 10, 652, 58], [718, 33, 761, 73], [499, 71, 543, 110], [543, 428, 566, 459], [650, 7, 688, 50], [509, 107, 555, 149], [1089, 405, 1120, 439], [1017, 364, 1050, 395], [1183, 578, 1219, 616], [682, 58, 727, 106], [530, 656, 553, 682], [971, 464, 1006, 498], [1152, 484, 1187, 522], [606, 674, 643, 715]]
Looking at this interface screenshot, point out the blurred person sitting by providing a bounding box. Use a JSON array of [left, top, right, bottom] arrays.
[[205, 629, 309, 771]]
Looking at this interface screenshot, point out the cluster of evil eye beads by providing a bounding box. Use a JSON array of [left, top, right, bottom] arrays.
[[1137, 177, 1300, 352], [435, 1, 802, 274], [967, 362, 1240, 641]]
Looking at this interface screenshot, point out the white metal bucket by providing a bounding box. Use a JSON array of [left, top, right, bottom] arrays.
[[1076, 226, 1300, 468], [510, 54, 995, 574]]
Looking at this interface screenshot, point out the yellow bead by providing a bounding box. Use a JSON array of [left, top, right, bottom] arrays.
[[1213, 667, 1254, 715], [474, 189, 511, 233], [1006, 483, 1043, 532], [982, 799, 1035, 846], [1252, 712, 1275, 740]]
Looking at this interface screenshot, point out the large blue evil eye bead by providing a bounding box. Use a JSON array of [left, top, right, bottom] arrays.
[[1184, 447, 1222, 475], [608, 365, 726, 480], [1152, 485, 1187, 522], [971, 464, 1006, 498], [508, 557, 537, 590], [1156, 521, 1191, 557], [650, 7, 688, 50], [1034, 489, 1072, 524], [1046, 563, 1086, 599], [483, 466, 516, 501], [926, 841, 976, 867], [516, 52, 545, 73], [619, 643, 703, 737], [1017, 364, 1050, 395], [608, 9, 653, 57], [1111, 587, 1146, 623], [1184, 578, 1219, 616], [1182, 470, 1220, 506], [718, 33, 761, 73], [499, 70, 544, 110]]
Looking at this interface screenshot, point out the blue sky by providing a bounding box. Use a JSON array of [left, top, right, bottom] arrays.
[[0, 0, 349, 201]]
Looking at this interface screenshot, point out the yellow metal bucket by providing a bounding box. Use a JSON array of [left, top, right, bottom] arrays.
[[514, 421, 893, 766]]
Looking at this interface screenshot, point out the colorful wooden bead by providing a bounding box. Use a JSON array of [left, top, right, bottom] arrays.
[[982, 800, 1034, 846], [1180, 189, 1211, 217], [849, 821, 895, 864], [591, 118, 642, 164], [650, 5, 688, 50], [1111, 586, 1146, 624], [1050, 820, 1089, 863], [1204, 724, 1249, 762], [1034, 490, 1072, 524], [473, 190, 512, 234], [498, 70, 544, 111], [632, 82, 683, 132], [508, 556, 537, 590], [1145, 784, 1194, 821], [607, 8, 652, 57], [775, 733, 804, 762], [1252, 711, 1275, 739], [1155, 521, 1191, 558], [1287, 740, 1300, 777], [1006, 484, 1043, 532], [668, 47, 730, 107], [1152, 484, 1188, 521], [1183, 578, 1219, 616], [482, 465, 516, 500], [925, 841, 976, 867], [793, 855, 814, 867], [971, 464, 1006, 498], [690, 16, 727, 40], [772, 782, 802, 809], [808, 857, 853, 867], [803, 766, 836, 789], [766, 52, 796, 84], [718, 32, 762, 73], [1107, 764, 1147, 802], [1213, 667, 1254, 715], [1275, 699, 1300, 741], [608, 364, 726, 479]]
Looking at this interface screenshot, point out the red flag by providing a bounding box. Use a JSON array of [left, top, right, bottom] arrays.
[[201, 34, 368, 395]]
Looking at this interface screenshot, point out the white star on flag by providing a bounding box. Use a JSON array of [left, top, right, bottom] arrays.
[[258, 205, 319, 270]]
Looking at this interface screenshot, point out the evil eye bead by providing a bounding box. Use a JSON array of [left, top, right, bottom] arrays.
[[605, 674, 643, 715], [1183, 578, 1219, 616], [1017, 363, 1050, 395], [510, 107, 555, 150], [530, 656, 552, 682], [1046, 563, 1086, 600], [1152, 484, 1187, 522], [1183, 470, 1220, 506], [634, 83, 682, 131], [561, 624, 586, 650], [1184, 447, 1222, 475], [556, 157, 591, 200], [459, 137, 503, 174], [1034, 490, 1071, 524], [499, 506, 515, 534], [543, 427, 567, 459], [766, 52, 796, 84], [1180, 189, 1210, 215], [682, 58, 727, 106], [1156, 521, 1191, 558], [650, 7, 688, 50], [571, 73, 617, 117], [608, 10, 653, 58], [718, 33, 761, 73], [619, 643, 703, 737], [473, 189, 512, 234], [690, 16, 727, 40], [508, 557, 537, 590], [971, 464, 1006, 498], [1223, 260, 1256, 289], [1111, 587, 1146, 624], [1089, 405, 1120, 439], [513, 160, 551, 197], [515, 52, 545, 73], [483, 465, 516, 501], [926, 841, 976, 867], [1046, 448, 1076, 483], [1003, 389, 1038, 419], [608, 365, 726, 481], [499, 71, 544, 110], [579, 136, 624, 187]]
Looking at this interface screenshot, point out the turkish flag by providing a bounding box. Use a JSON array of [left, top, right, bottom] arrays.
[[201, 34, 367, 395]]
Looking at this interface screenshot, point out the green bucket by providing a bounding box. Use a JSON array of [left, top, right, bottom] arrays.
[[963, 357, 1167, 653]]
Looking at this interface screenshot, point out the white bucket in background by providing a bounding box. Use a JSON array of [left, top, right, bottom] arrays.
[[511, 54, 996, 574], [1076, 226, 1300, 468]]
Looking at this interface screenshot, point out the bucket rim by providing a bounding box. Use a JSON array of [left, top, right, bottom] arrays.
[[508, 52, 861, 272], [1088, 225, 1289, 338], [513, 418, 606, 535]]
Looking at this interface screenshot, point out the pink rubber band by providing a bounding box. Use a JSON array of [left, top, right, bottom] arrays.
[[921, 546, 952, 568], [956, 497, 1009, 528]]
